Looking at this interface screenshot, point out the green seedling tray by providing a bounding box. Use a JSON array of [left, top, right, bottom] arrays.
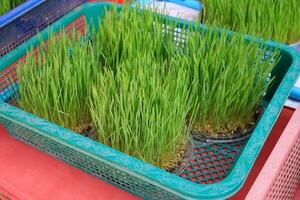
[[0, 2, 300, 199]]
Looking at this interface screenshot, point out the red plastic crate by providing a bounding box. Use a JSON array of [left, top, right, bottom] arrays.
[[246, 105, 300, 199]]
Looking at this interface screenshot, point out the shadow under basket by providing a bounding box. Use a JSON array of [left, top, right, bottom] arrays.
[[0, 2, 300, 200]]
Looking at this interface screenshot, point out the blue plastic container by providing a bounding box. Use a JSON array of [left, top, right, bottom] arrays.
[[0, 0, 44, 27], [290, 42, 300, 101], [290, 87, 300, 100], [136, 0, 202, 11], [0, 0, 87, 57]]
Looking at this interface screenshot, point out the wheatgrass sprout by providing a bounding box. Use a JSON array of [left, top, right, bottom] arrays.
[[89, 53, 192, 168], [201, 0, 300, 44], [184, 27, 280, 135], [18, 31, 100, 132], [93, 4, 183, 69], [0, 0, 24, 15]]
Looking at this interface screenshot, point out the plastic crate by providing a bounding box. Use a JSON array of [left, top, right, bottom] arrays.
[[134, 0, 201, 21], [0, 0, 123, 58], [0, 0, 44, 27], [134, 0, 202, 21], [0, 0, 89, 58], [0, 2, 300, 199], [136, 0, 202, 10], [289, 43, 300, 102], [246, 106, 300, 199]]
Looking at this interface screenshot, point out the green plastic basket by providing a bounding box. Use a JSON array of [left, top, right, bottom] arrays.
[[0, 2, 300, 199]]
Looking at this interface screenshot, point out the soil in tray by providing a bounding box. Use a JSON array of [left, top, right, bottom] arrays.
[[163, 139, 187, 173], [82, 125, 98, 140], [191, 106, 263, 140]]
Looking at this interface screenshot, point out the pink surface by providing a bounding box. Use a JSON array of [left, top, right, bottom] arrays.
[[0, 125, 138, 200], [246, 105, 300, 199]]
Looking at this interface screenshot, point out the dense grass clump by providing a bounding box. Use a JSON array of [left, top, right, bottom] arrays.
[[90, 54, 192, 167], [0, 0, 24, 15], [17, 5, 279, 168], [184, 28, 279, 135], [201, 0, 300, 44], [93, 6, 177, 68], [18, 32, 100, 132]]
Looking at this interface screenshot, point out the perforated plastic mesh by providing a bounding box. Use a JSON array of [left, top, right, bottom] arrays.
[[0, 0, 86, 57], [266, 136, 300, 199], [177, 138, 248, 184], [0, 116, 180, 200]]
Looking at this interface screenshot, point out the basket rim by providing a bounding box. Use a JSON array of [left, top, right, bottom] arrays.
[[0, 2, 300, 199]]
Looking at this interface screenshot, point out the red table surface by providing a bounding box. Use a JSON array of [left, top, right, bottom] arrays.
[[0, 107, 295, 200], [0, 126, 138, 200]]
